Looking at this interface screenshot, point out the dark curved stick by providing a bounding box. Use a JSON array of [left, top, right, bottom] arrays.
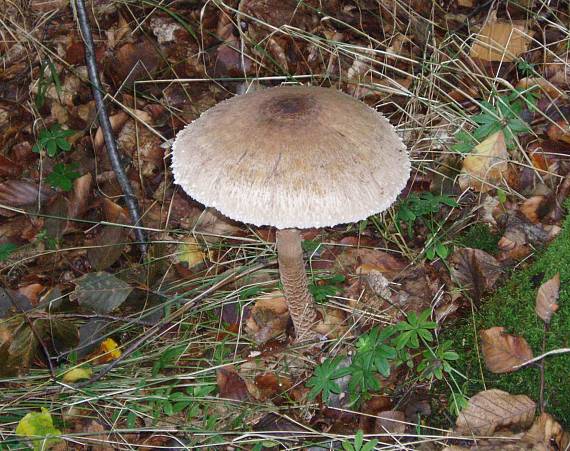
[[74, 0, 147, 255]]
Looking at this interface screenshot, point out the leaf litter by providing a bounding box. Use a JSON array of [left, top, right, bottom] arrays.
[[1, 0, 570, 448]]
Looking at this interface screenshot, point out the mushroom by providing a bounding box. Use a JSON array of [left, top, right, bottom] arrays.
[[171, 85, 410, 341]]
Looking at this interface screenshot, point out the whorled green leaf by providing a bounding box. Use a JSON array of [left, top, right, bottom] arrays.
[[70, 272, 133, 314]]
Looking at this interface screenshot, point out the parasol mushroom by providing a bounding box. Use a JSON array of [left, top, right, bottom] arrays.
[[171, 85, 410, 341]]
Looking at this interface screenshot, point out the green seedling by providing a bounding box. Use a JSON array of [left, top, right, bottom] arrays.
[[342, 430, 378, 451], [397, 192, 458, 238], [35, 59, 63, 108], [308, 309, 454, 406], [452, 88, 538, 154], [46, 163, 80, 191], [33, 124, 75, 157], [306, 356, 351, 403], [309, 273, 345, 302], [393, 310, 437, 350], [417, 340, 459, 381]]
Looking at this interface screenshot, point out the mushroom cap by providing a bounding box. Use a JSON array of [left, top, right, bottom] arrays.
[[171, 85, 410, 229]]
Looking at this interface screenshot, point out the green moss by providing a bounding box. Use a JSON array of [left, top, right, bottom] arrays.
[[454, 223, 500, 254], [446, 210, 570, 426]]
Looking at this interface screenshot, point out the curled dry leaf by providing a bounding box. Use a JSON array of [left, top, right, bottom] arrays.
[[94, 111, 128, 148], [68, 173, 93, 220], [245, 291, 290, 343], [450, 248, 502, 302], [456, 389, 535, 435], [458, 131, 509, 193], [535, 273, 560, 324], [480, 326, 533, 373], [521, 413, 570, 450], [216, 366, 250, 401]]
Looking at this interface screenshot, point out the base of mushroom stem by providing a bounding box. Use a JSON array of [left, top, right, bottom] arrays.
[[292, 306, 346, 342]]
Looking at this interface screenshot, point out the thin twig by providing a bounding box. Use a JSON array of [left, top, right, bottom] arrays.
[[73, 0, 147, 255], [514, 347, 570, 369]]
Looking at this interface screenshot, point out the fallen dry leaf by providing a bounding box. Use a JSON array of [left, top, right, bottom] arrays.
[[245, 291, 290, 343], [470, 20, 532, 62], [459, 131, 509, 193], [521, 413, 570, 450], [547, 120, 570, 144], [87, 199, 130, 271], [68, 173, 92, 220], [535, 273, 560, 324], [456, 389, 535, 435], [216, 366, 250, 401], [335, 248, 407, 279], [450, 248, 502, 302], [0, 180, 53, 208], [480, 326, 533, 373], [175, 236, 206, 270], [520, 195, 551, 224], [375, 410, 406, 435]]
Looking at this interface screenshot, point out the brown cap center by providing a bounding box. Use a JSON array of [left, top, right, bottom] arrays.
[[260, 93, 318, 122]]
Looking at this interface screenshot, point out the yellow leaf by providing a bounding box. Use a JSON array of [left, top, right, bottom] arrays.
[[62, 366, 93, 382], [459, 131, 509, 193], [16, 407, 62, 451], [96, 338, 121, 363], [177, 237, 206, 269]]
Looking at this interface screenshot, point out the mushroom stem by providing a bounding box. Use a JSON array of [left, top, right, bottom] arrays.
[[276, 228, 319, 341]]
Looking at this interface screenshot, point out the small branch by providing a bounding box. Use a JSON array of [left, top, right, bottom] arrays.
[[514, 347, 570, 369], [73, 0, 147, 255]]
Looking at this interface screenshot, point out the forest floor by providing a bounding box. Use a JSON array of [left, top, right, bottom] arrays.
[[1, 0, 570, 449]]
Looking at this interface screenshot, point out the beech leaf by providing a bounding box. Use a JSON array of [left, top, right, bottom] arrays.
[[70, 272, 132, 314], [456, 389, 535, 435], [480, 326, 533, 373], [535, 273, 560, 324]]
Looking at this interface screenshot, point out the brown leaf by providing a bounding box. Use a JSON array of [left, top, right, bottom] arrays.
[[535, 273, 560, 324], [470, 20, 532, 62], [0, 154, 22, 177], [335, 248, 407, 279], [480, 326, 533, 373], [0, 180, 52, 207], [216, 366, 250, 401], [520, 195, 551, 224], [254, 373, 293, 401], [375, 410, 407, 435], [94, 112, 128, 149], [450, 248, 502, 302], [245, 291, 290, 343], [105, 39, 161, 87], [456, 389, 535, 435], [547, 119, 570, 144], [521, 413, 570, 450], [68, 173, 93, 220], [87, 199, 130, 271]]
